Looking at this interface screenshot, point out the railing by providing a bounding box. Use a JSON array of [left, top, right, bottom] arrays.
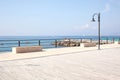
[[0, 37, 120, 52]]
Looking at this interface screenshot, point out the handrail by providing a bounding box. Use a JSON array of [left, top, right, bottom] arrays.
[[0, 37, 120, 52]]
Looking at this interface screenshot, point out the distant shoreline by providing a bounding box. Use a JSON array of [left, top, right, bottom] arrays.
[[0, 36, 120, 40]]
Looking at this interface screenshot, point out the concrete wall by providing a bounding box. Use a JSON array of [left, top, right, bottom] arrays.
[[12, 46, 42, 53]]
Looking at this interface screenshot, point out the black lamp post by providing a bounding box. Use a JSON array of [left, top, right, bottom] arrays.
[[92, 13, 101, 50]]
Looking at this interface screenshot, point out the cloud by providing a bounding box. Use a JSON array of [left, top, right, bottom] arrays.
[[75, 23, 95, 30], [102, 3, 110, 14], [73, 22, 97, 33], [81, 24, 90, 29], [81, 23, 98, 31]]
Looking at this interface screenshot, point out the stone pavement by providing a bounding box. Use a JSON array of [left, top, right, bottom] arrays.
[[0, 44, 120, 80]]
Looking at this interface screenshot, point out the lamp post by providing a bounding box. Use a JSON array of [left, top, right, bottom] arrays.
[[91, 13, 100, 50]]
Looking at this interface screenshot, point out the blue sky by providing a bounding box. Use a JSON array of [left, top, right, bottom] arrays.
[[0, 0, 120, 36]]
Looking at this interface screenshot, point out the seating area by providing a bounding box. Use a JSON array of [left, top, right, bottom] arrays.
[[114, 41, 120, 44], [12, 40, 120, 54], [80, 43, 96, 48], [12, 46, 42, 53]]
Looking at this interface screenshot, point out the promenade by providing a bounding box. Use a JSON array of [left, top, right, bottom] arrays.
[[0, 44, 120, 80]]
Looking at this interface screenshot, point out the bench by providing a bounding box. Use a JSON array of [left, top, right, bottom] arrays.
[[12, 46, 42, 53], [80, 43, 96, 48], [114, 41, 120, 44]]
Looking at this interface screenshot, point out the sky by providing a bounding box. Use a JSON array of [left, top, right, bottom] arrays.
[[0, 0, 120, 36]]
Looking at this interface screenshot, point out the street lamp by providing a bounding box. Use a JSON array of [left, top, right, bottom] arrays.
[[91, 13, 101, 50]]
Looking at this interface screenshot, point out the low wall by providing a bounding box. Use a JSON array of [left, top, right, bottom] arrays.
[[114, 41, 120, 44], [80, 43, 96, 48], [12, 46, 42, 53]]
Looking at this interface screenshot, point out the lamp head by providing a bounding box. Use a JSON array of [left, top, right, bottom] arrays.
[[91, 17, 95, 22]]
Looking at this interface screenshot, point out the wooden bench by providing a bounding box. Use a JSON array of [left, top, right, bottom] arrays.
[[12, 46, 42, 53], [80, 43, 96, 48]]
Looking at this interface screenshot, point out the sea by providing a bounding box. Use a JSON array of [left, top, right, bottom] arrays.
[[0, 36, 120, 52]]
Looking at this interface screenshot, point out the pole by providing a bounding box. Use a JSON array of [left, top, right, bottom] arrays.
[[98, 13, 100, 50], [92, 12, 101, 50], [55, 40, 57, 48], [38, 40, 40, 46], [18, 41, 20, 47]]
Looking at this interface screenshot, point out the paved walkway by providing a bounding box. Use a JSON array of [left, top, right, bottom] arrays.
[[0, 44, 120, 61], [0, 44, 120, 80]]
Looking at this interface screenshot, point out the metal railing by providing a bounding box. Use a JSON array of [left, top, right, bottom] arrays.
[[0, 37, 120, 52]]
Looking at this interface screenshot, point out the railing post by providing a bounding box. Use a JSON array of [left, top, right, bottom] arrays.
[[18, 41, 20, 47], [113, 38, 114, 43], [90, 38, 92, 43], [68, 39, 70, 47], [80, 38, 82, 43], [118, 38, 120, 43], [55, 40, 57, 48], [38, 40, 41, 46], [106, 37, 108, 44], [101, 38, 102, 43]]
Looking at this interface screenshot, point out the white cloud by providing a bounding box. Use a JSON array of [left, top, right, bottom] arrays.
[[72, 22, 97, 33], [102, 3, 110, 14], [81, 24, 90, 29], [74, 23, 96, 30]]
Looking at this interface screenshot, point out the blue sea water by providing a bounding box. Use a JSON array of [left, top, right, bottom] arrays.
[[0, 36, 97, 40], [0, 36, 120, 40], [0, 36, 120, 52]]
